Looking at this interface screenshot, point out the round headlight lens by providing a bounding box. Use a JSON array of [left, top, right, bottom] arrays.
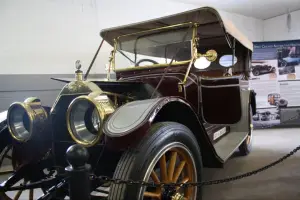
[[91, 109, 101, 131], [68, 98, 103, 146], [7, 98, 48, 143], [7, 103, 32, 142]]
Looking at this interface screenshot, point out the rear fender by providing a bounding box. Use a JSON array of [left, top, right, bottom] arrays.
[[104, 97, 223, 168]]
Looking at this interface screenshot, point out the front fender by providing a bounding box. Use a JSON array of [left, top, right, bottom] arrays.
[[103, 97, 223, 167], [104, 98, 162, 137], [103, 97, 192, 149]]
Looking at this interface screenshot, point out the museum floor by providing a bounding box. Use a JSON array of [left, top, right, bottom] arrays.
[[1, 128, 300, 200]]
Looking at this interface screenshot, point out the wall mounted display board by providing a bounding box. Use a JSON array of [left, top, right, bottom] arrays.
[[250, 40, 300, 128]]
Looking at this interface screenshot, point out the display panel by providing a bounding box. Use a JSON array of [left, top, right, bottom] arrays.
[[250, 40, 300, 128]]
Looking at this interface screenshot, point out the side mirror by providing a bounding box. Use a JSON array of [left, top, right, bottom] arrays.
[[219, 55, 238, 67]]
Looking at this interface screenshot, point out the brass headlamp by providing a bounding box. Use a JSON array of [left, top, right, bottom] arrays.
[[66, 92, 115, 147], [197, 49, 218, 62], [7, 97, 48, 142]]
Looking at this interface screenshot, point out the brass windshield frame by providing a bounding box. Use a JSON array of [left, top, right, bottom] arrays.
[[108, 22, 198, 73]]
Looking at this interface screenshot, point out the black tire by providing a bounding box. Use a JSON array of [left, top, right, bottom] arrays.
[[278, 99, 288, 108], [252, 69, 260, 76], [280, 60, 287, 67], [271, 67, 276, 73], [108, 122, 203, 200], [253, 115, 259, 121], [0, 144, 12, 169], [239, 107, 253, 156]]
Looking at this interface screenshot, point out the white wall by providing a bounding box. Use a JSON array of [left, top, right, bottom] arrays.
[[0, 0, 100, 74], [263, 10, 300, 41], [0, 0, 264, 75], [220, 11, 264, 42]]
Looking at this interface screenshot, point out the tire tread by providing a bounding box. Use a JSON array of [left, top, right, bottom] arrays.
[[108, 122, 202, 200]]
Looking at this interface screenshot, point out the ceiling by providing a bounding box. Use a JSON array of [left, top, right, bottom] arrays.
[[172, 0, 300, 19]]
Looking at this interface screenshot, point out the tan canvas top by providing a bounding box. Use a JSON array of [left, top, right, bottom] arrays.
[[100, 7, 253, 51]]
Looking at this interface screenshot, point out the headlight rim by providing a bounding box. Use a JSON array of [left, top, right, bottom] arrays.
[[7, 102, 34, 142], [66, 95, 106, 147]]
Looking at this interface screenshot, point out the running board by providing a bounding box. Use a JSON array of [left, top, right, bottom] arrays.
[[91, 185, 110, 198], [213, 131, 248, 162]]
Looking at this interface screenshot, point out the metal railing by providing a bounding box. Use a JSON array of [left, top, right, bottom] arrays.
[[63, 143, 300, 200]]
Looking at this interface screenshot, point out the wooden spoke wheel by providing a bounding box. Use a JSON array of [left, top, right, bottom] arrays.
[[142, 146, 196, 199], [0, 145, 14, 174], [0, 145, 38, 200], [108, 122, 203, 200], [0, 169, 58, 200], [0, 146, 55, 200], [0, 179, 44, 200]]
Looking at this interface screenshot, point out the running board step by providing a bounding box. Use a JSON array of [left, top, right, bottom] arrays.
[[213, 131, 248, 162], [91, 186, 110, 198]]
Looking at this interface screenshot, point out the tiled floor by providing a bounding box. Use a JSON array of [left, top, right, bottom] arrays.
[[1, 128, 300, 199]]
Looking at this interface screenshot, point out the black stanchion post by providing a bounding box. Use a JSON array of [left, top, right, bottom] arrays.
[[65, 144, 91, 200]]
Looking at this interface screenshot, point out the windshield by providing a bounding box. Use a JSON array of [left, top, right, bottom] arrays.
[[114, 28, 193, 69]]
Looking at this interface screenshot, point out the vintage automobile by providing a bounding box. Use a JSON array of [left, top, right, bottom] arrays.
[[252, 111, 260, 121], [250, 64, 275, 76], [278, 65, 296, 75], [278, 46, 300, 67], [0, 7, 256, 200], [260, 111, 271, 121], [279, 56, 300, 67], [268, 93, 288, 108]]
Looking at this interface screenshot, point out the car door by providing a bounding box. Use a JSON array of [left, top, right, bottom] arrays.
[[200, 76, 242, 125]]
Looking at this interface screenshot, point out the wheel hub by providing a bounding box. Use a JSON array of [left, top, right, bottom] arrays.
[[161, 186, 176, 200], [171, 193, 184, 200]]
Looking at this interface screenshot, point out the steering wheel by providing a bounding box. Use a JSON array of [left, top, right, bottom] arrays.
[[135, 59, 158, 66]]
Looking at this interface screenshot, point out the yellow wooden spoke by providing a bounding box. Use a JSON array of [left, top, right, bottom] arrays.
[[167, 151, 177, 182], [172, 161, 186, 183], [144, 191, 160, 198], [180, 177, 190, 184], [13, 190, 22, 200], [176, 177, 190, 191], [29, 189, 34, 200], [159, 154, 168, 182], [151, 170, 160, 184]]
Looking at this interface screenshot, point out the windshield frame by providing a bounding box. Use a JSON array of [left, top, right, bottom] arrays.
[[108, 22, 198, 73]]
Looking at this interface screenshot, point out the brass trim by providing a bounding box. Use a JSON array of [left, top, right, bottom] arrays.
[[109, 22, 197, 74], [24, 97, 41, 104], [116, 22, 194, 40], [197, 49, 218, 62], [180, 26, 198, 85], [7, 98, 48, 143], [50, 80, 103, 114], [7, 102, 34, 142], [180, 58, 195, 85], [102, 91, 135, 100], [75, 72, 83, 81], [66, 93, 115, 147], [115, 60, 191, 72], [172, 193, 184, 200]]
